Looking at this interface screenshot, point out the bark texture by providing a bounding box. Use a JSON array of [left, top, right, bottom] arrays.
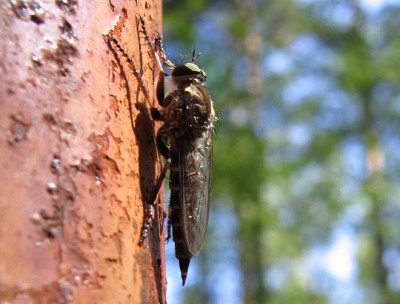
[[0, 0, 165, 303]]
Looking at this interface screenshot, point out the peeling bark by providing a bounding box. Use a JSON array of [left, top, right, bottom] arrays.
[[0, 0, 165, 303]]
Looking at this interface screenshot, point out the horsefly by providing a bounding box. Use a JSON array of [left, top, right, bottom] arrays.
[[104, 14, 216, 286]]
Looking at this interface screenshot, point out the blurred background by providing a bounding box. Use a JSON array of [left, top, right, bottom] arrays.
[[162, 0, 400, 303]]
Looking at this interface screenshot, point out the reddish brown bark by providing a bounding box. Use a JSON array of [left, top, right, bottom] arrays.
[[0, 0, 165, 303]]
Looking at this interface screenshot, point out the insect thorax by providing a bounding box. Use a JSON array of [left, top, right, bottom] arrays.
[[163, 80, 215, 139]]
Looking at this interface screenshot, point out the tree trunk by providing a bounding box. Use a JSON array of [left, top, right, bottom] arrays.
[[0, 0, 165, 303]]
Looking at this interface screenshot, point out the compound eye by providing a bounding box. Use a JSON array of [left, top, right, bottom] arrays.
[[172, 63, 201, 77]]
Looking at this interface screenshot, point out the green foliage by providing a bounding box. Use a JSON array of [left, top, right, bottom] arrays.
[[214, 126, 266, 202]]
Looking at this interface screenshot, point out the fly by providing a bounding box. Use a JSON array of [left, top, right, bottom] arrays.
[[104, 14, 216, 286]]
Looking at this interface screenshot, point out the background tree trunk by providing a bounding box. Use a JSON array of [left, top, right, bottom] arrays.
[[0, 0, 165, 303]]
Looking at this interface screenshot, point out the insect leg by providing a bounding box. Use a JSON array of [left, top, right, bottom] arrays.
[[139, 124, 171, 243], [103, 32, 153, 108], [166, 207, 172, 243], [139, 157, 171, 244], [136, 14, 175, 71]]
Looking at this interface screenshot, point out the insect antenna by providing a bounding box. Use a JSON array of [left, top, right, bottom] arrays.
[[191, 45, 201, 63]]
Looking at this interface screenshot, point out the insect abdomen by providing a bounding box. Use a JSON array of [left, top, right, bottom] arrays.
[[169, 151, 190, 258]]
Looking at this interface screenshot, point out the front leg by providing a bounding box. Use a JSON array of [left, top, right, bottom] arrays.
[[103, 26, 153, 108], [136, 14, 175, 71]]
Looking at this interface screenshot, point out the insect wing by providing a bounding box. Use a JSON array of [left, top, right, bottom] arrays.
[[179, 131, 213, 256]]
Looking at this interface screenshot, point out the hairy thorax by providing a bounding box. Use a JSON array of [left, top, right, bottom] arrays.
[[163, 81, 215, 139]]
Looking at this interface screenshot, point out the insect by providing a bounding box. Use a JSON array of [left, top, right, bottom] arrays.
[[104, 14, 216, 286]]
